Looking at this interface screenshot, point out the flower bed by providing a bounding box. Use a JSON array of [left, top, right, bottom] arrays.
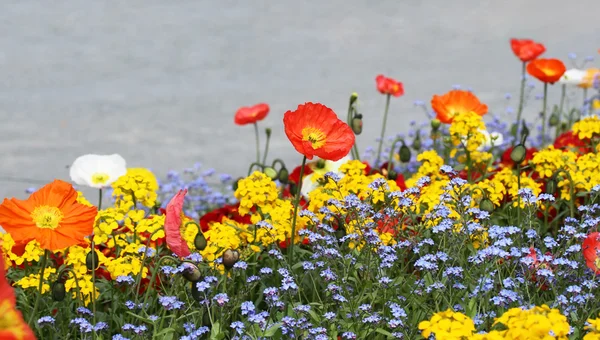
[[1, 39, 600, 340]]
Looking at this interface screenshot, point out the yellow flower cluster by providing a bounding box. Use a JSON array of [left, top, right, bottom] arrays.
[[93, 208, 125, 244], [104, 243, 149, 280], [493, 168, 542, 208], [405, 150, 445, 188], [572, 115, 600, 140], [449, 111, 487, 154], [418, 309, 476, 339], [585, 317, 600, 340], [235, 171, 279, 216], [14, 267, 57, 294], [1, 233, 43, 267], [112, 168, 159, 209], [200, 218, 246, 262], [531, 146, 577, 178], [63, 245, 101, 305], [491, 305, 570, 339]]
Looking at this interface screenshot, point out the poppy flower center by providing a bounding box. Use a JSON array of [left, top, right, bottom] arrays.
[[91, 172, 110, 185], [302, 127, 327, 149], [31, 205, 64, 230]]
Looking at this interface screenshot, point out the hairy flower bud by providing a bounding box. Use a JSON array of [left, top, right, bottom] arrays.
[[549, 112, 559, 127], [51, 281, 66, 302], [222, 249, 240, 270], [264, 167, 278, 180], [351, 114, 363, 135], [431, 119, 441, 130], [181, 262, 202, 282], [350, 92, 358, 105], [194, 232, 207, 251], [399, 143, 411, 163], [387, 170, 398, 181], [510, 144, 527, 164], [277, 167, 289, 184], [479, 198, 495, 213], [86, 250, 99, 271]]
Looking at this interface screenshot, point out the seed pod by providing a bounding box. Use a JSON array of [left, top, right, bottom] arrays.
[[549, 112, 559, 127], [181, 263, 202, 282], [222, 249, 240, 270], [431, 119, 441, 131], [264, 167, 278, 180], [194, 232, 207, 251], [387, 170, 398, 181], [399, 143, 411, 163], [277, 167, 289, 184], [510, 144, 527, 164], [51, 281, 66, 302], [86, 250, 99, 271], [265, 127, 272, 138], [479, 198, 495, 213], [546, 178, 557, 195], [351, 114, 363, 135]]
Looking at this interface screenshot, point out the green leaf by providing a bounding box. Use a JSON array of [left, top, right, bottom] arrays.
[[263, 322, 282, 337], [375, 328, 394, 337], [210, 321, 225, 340]]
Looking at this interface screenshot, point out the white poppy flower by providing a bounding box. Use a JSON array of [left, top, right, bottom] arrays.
[[478, 130, 504, 151], [558, 69, 587, 86], [301, 155, 351, 198], [69, 154, 127, 188]]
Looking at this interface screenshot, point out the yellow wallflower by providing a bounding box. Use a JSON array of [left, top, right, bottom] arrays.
[[572, 115, 600, 140], [234, 171, 279, 216], [405, 150, 445, 188], [1, 233, 43, 266], [14, 268, 57, 294], [494, 305, 570, 339], [112, 168, 159, 208], [200, 218, 245, 262], [584, 317, 600, 340], [418, 309, 476, 339], [65, 274, 99, 306], [449, 111, 487, 155], [531, 146, 577, 178]]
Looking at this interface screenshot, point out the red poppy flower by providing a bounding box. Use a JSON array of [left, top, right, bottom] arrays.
[[0, 180, 97, 254], [288, 164, 314, 185], [164, 189, 191, 258], [283, 102, 355, 161], [510, 39, 546, 62], [375, 75, 404, 97], [554, 131, 591, 154], [199, 203, 252, 233], [527, 58, 567, 84], [583, 232, 600, 274], [234, 103, 270, 126], [0, 250, 37, 340], [430, 90, 488, 124]]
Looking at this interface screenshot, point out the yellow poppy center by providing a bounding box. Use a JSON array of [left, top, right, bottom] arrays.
[[91, 172, 110, 185], [0, 301, 26, 334], [302, 127, 327, 149], [31, 205, 64, 230]]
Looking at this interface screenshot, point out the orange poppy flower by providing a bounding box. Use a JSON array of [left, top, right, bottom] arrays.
[[375, 75, 404, 97], [510, 38, 546, 62], [0, 250, 37, 340], [234, 103, 270, 125], [430, 90, 488, 124], [526, 58, 567, 84], [583, 232, 600, 274], [0, 180, 97, 253], [283, 102, 355, 161]]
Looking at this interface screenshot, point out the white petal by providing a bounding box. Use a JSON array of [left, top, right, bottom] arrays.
[[559, 69, 586, 85], [69, 154, 127, 188]]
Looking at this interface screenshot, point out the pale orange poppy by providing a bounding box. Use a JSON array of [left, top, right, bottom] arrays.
[[430, 90, 488, 124]]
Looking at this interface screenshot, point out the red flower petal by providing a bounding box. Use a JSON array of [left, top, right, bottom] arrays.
[[164, 189, 191, 258]]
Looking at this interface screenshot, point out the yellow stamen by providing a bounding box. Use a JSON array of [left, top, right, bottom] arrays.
[[91, 172, 110, 185], [31, 206, 63, 230], [302, 127, 327, 149]]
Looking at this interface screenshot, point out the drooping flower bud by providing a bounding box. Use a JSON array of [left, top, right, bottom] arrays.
[[277, 167, 289, 184], [411, 132, 422, 151], [51, 281, 66, 302], [194, 232, 207, 251], [350, 92, 358, 105], [510, 144, 527, 164], [86, 250, 99, 271], [549, 112, 559, 127], [181, 262, 202, 282], [351, 114, 363, 135], [431, 119, 441, 131], [264, 167, 278, 180], [479, 198, 495, 213], [399, 143, 411, 163], [222, 249, 240, 270], [387, 170, 398, 181]]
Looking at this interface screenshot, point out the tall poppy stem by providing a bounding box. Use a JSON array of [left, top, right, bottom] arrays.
[[555, 84, 566, 140], [375, 94, 391, 168], [288, 156, 307, 264], [28, 249, 49, 326], [541, 83, 548, 146], [262, 128, 271, 165], [583, 88, 589, 115], [253, 122, 261, 165], [514, 62, 527, 139]]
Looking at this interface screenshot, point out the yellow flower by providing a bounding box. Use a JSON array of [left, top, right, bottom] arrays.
[[418, 309, 476, 339], [14, 268, 57, 294], [572, 115, 600, 140], [112, 168, 159, 208], [76, 191, 94, 207], [585, 317, 600, 340], [531, 146, 577, 178], [494, 305, 570, 339], [1, 233, 43, 266], [405, 150, 445, 188], [234, 171, 279, 216], [449, 111, 487, 156]]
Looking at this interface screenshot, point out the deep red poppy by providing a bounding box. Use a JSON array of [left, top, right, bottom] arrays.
[[583, 232, 600, 274], [527, 58, 567, 84], [288, 164, 314, 185], [510, 38, 546, 62], [199, 203, 252, 233], [554, 131, 591, 154], [375, 75, 404, 97], [283, 102, 355, 161], [234, 103, 270, 126]]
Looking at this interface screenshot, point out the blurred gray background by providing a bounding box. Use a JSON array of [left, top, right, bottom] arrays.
[[1, 0, 598, 199]]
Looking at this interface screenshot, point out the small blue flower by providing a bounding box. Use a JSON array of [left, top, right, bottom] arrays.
[[37, 316, 55, 326], [213, 293, 229, 307]]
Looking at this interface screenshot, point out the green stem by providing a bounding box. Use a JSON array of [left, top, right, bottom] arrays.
[[247, 162, 264, 176], [288, 156, 307, 264], [142, 256, 180, 312], [375, 94, 391, 168], [386, 137, 405, 175], [253, 123, 261, 165], [98, 188, 102, 211], [514, 62, 527, 139], [28, 249, 49, 326], [262, 129, 271, 165], [556, 84, 566, 140], [541, 83, 548, 146], [583, 88, 589, 115], [517, 164, 522, 225]]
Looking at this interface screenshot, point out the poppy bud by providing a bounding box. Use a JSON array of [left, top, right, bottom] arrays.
[[399, 143, 411, 163], [191, 281, 204, 302], [232, 177, 243, 191], [479, 198, 495, 213], [194, 232, 207, 251], [387, 170, 398, 181], [51, 281, 66, 302], [411, 136, 421, 151], [277, 167, 289, 184], [289, 183, 298, 196], [510, 123, 518, 137], [316, 159, 326, 169], [181, 262, 202, 282], [86, 250, 99, 271], [265, 127, 272, 138], [431, 119, 441, 131], [549, 112, 559, 127], [510, 144, 527, 164], [351, 114, 363, 135], [264, 167, 278, 180], [350, 92, 358, 105], [222, 249, 240, 270], [546, 179, 557, 195]]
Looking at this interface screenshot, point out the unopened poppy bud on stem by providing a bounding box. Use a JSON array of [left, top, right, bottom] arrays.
[[549, 112, 559, 127], [222, 249, 240, 270], [265, 127, 272, 138], [479, 198, 495, 213], [388, 170, 398, 180], [194, 232, 207, 251], [431, 119, 441, 130], [351, 114, 363, 135], [264, 167, 278, 180], [350, 92, 358, 105], [510, 144, 527, 164], [181, 262, 202, 282], [399, 143, 411, 163], [277, 167, 289, 184], [546, 178, 557, 194], [86, 250, 99, 271], [52, 281, 66, 301]]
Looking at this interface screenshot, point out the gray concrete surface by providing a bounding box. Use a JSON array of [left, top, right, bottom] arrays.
[[1, 0, 599, 200]]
